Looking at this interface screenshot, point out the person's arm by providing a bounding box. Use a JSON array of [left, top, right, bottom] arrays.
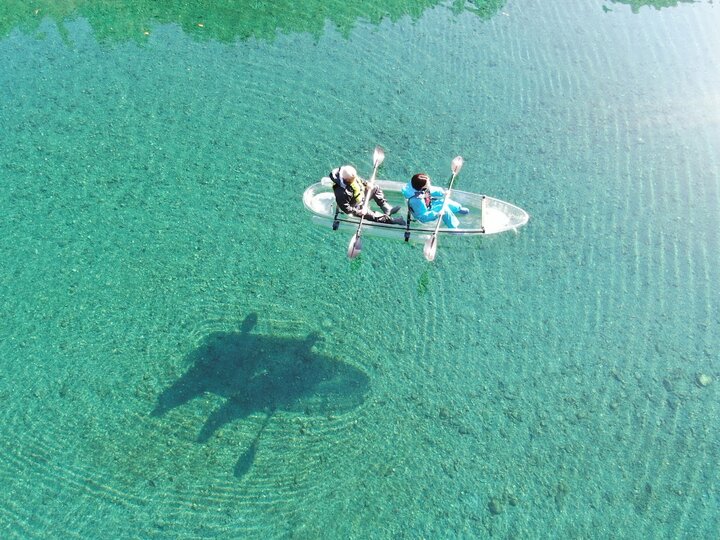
[[334, 186, 356, 215], [334, 186, 374, 218], [409, 197, 439, 222], [420, 208, 440, 222]]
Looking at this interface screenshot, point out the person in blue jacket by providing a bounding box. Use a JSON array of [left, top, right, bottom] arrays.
[[401, 173, 468, 228]]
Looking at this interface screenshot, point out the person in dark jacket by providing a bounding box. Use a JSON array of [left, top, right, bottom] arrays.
[[327, 165, 405, 225]]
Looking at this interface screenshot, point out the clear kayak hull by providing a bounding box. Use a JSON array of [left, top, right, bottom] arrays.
[[302, 180, 529, 242]]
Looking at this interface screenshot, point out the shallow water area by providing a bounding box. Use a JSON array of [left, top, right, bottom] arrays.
[[1, 0, 719, 538]]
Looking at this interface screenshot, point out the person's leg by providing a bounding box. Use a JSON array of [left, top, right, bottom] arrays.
[[371, 185, 400, 215], [446, 198, 469, 214], [370, 185, 387, 206], [442, 210, 460, 228], [363, 212, 405, 225]]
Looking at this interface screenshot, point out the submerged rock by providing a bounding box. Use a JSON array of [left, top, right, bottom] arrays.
[[488, 498, 503, 515], [696, 373, 712, 387]]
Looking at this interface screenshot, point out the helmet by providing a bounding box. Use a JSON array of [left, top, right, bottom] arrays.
[[340, 165, 357, 181], [411, 173, 429, 190]]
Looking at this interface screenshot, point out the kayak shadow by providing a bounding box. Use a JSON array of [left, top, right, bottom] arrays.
[[152, 313, 369, 477]]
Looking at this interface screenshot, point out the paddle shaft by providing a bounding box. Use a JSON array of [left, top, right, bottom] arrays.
[[352, 151, 383, 239], [429, 170, 460, 239]]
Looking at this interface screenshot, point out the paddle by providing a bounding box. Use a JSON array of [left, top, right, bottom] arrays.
[[423, 155, 464, 262], [347, 146, 385, 259], [234, 412, 273, 478]]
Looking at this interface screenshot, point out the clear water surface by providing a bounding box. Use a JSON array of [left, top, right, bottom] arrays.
[[1, 0, 718, 537]]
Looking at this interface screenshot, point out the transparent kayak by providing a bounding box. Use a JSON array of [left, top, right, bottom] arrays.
[[302, 179, 529, 242]]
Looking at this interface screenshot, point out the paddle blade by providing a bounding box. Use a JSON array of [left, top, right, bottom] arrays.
[[451, 155, 464, 175], [348, 233, 362, 259], [373, 146, 385, 168], [423, 236, 438, 262]]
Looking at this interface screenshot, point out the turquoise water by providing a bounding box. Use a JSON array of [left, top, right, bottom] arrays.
[[1, 0, 719, 537]]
